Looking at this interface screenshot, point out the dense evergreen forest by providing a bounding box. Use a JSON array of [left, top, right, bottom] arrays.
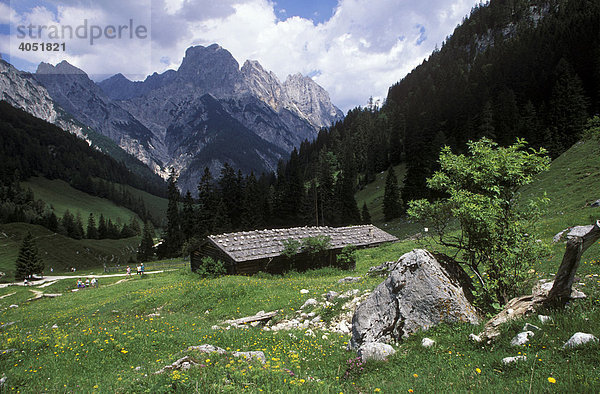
[[0, 101, 166, 233], [299, 0, 600, 203], [159, 0, 600, 258]]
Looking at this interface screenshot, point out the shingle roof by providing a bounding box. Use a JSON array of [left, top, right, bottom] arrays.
[[208, 225, 398, 263]]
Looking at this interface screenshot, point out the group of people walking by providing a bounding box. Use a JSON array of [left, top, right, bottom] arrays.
[[126, 263, 145, 276], [76, 277, 98, 288]]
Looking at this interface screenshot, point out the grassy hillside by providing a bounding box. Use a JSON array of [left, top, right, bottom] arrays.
[[0, 137, 599, 391], [0, 223, 139, 280], [22, 177, 141, 225], [120, 183, 168, 226], [519, 136, 600, 239]]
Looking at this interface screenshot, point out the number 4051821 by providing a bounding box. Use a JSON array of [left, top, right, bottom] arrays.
[[18, 42, 66, 51]]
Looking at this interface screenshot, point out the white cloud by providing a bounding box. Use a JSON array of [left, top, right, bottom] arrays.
[[7, 0, 481, 111]]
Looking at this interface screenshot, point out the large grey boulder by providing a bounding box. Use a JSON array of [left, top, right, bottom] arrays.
[[350, 249, 479, 349]]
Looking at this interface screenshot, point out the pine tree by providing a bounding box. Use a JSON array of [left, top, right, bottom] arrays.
[[361, 202, 372, 224], [98, 214, 108, 239], [182, 191, 196, 241], [86, 213, 98, 239], [197, 167, 216, 235], [164, 168, 183, 256], [383, 166, 402, 221], [137, 221, 155, 262], [241, 172, 264, 230], [15, 232, 44, 280]]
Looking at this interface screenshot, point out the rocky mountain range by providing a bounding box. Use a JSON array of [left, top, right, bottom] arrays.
[[24, 44, 342, 193]]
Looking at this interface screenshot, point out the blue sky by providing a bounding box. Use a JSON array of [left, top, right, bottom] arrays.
[[0, 0, 482, 111], [273, 0, 338, 24]]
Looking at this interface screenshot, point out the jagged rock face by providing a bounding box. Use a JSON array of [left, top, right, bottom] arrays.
[[34, 61, 169, 177], [284, 73, 344, 129], [20, 44, 342, 193], [0, 58, 88, 140], [350, 249, 480, 349], [1, 59, 59, 124]]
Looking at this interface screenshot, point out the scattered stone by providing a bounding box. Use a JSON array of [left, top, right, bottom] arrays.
[[154, 356, 199, 374], [0, 375, 6, 387], [52, 324, 58, 329], [590, 199, 600, 207], [147, 313, 160, 317], [304, 329, 315, 337], [223, 310, 278, 326], [0, 322, 15, 329], [324, 291, 339, 302], [563, 332, 599, 349], [232, 351, 266, 364], [421, 338, 435, 348], [134, 366, 142, 371], [301, 298, 318, 309], [538, 315, 552, 324], [338, 277, 362, 284], [510, 331, 535, 346], [502, 355, 527, 365], [300, 289, 309, 294], [339, 289, 360, 298], [350, 249, 479, 349], [187, 344, 226, 354], [9, 305, 18, 308], [570, 289, 586, 299], [522, 323, 540, 332], [469, 333, 482, 343], [211, 325, 220, 330], [358, 342, 396, 362]]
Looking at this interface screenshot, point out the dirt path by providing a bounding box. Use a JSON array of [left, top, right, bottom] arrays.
[[0, 270, 176, 289]]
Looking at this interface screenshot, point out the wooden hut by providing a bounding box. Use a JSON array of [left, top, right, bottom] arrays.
[[191, 224, 398, 275]]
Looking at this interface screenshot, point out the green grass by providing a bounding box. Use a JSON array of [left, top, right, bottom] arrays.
[[355, 164, 405, 224], [0, 223, 139, 281], [22, 177, 141, 225], [0, 138, 599, 391]]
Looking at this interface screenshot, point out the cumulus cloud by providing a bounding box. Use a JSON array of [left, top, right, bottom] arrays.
[[6, 0, 481, 111]]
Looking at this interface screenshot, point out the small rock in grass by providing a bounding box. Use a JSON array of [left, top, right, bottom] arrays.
[[469, 333, 482, 343], [421, 338, 435, 348], [324, 291, 339, 301], [8, 305, 18, 308], [301, 298, 318, 309], [134, 366, 142, 371], [300, 289, 309, 294], [338, 276, 362, 284], [522, 323, 541, 332], [187, 344, 226, 354], [211, 325, 220, 330], [502, 355, 527, 365], [563, 332, 599, 349], [511, 331, 535, 346], [233, 351, 266, 364], [538, 315, 552, 324], [52, 324, 58, 329], [358, 342, 396, 362]]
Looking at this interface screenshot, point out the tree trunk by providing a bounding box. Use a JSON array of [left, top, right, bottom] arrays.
[[545, 220, 600, 305]]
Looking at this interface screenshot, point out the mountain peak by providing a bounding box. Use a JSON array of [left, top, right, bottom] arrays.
[[36, 60, 86, 75]]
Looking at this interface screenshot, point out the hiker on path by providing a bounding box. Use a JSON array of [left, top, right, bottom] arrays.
[[141, 263, 145, 276], [137, 265, 141, 275], [126, 266, 131, 276]]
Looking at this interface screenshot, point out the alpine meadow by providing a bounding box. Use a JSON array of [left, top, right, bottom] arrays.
[[0, 0, 599, 392]]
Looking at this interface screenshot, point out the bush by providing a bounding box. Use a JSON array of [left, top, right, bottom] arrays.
[[336, 245, 357, 270], [408, 138, 551, 309], [196, 257, 226, 278]]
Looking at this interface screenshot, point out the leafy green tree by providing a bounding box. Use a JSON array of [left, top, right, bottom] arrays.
[[15, 232, 44, 280], [408, 138, 550, 308], [383, 166, 402, 221]]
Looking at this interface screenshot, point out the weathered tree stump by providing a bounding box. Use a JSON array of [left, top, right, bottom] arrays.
[[479, 220, 600, 341]]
